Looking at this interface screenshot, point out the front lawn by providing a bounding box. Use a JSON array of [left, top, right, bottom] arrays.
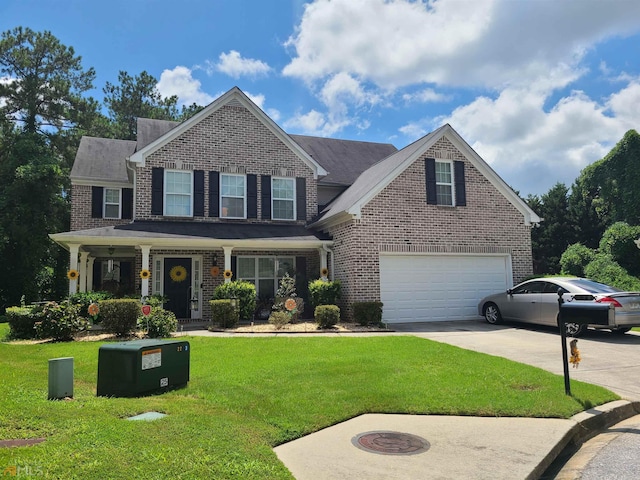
[[0, 329, 618, 479]]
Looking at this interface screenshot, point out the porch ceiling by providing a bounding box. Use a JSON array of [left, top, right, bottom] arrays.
[[50, 221, 333, 250]]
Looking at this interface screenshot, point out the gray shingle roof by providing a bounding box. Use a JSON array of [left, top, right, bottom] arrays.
[[290, 134, 397, 186], [136, 118, 179, 150], [70, 136, 136, 184]]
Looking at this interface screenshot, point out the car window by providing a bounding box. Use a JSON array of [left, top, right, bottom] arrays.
[[543, 282, 567, 294], [564, 278, 621, 294], [512, 281, 545, 294]]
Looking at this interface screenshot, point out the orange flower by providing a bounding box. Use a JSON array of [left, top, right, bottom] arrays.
[[210, 266, 220, 277], [88, 303, 100, 316], [285, 298, 297, 311]]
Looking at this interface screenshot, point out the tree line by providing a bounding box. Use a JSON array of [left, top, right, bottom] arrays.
[[0, 27, 203, 311]]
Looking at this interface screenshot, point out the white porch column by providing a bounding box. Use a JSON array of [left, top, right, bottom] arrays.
[[87, 257, 95, 291], [68, 244, 80, 295], [223, 246, 233, 283], [318, 247, 328, 280], [79, 251, 89, 293], [140, 245, 151, 297]]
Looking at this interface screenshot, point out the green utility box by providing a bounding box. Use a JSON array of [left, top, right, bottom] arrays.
[[97, 339, 190, 397]]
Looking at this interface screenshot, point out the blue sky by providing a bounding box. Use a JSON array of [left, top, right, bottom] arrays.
[[3, 0, 640, 196]]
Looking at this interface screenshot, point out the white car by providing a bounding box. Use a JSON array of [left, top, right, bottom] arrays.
[[478, 277, 640, 336]]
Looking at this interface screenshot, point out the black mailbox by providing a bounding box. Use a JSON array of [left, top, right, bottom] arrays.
[[559, 302, 612, 326], [97, 339, 190, 397]]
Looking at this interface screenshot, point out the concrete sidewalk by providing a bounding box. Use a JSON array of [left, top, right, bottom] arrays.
[[274, 401, 640, 480]]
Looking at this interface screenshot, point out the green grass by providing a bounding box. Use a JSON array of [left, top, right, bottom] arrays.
[[0, 328, 618, 479]]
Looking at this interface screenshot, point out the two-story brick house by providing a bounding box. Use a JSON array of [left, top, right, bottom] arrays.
[[50, 87, 540, 324]]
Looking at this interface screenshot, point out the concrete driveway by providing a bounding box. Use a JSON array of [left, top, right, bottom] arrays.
[[393, 320, 640, 400]]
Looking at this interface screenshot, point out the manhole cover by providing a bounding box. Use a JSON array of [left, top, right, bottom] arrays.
[[352, 431, 430, 455]]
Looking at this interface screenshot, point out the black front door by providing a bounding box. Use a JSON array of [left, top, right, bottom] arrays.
[[163, 258, 192, 319]]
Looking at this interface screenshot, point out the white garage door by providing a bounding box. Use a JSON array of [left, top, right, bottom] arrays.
[[379, 254, 511, 323]]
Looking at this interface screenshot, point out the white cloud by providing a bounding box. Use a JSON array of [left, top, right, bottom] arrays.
[[284, 0, 640, 91], [402, 89, 451, 104], [156, 66, 214, 106], [215, 50, 271, 79]]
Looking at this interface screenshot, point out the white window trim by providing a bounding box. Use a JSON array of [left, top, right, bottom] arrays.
[[271, 177, 296, 221], [164, 169, 193, 217], [237, 256, 295, 297], [103, 188, 122, 219], [435, 160, 455, 207], [220, 173, 247, 219]]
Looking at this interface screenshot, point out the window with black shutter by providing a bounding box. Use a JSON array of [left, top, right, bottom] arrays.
[[91, 186, 104, 218], [151, 167, 164, 215]]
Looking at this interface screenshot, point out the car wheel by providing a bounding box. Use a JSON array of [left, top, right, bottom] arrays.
[[484, 303, 502, 325], [613, 327, 631, 334], [565, 322, 586, 337]]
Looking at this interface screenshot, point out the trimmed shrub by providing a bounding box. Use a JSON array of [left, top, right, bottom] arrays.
[[210, 299, 239, 328], [6, 305, 43, 339], [268, 311, 291, 330], [35, 301, 89, 341], [314, 305, 340, 329], [584, 253, 640, 291], [68, 291, 114, 320], [308, 279, 342, 309], [99, 299, 140, 336], [560, 243, 597, 277], [353, 301, 384, 327], [138, 307, 177, 338], [212, 281, 256, 320]]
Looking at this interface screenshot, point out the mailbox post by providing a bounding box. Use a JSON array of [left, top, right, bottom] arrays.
[[557, 290, 613, 395]]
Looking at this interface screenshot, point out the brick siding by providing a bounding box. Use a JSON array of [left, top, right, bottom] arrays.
[[70, 184, 132, 231]]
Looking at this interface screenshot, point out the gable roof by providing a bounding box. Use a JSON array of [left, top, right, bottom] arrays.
[[311, 124, 541, 228], [70, 136, 136, 186], [290, 134, 397, 186], [128, 87, 327, 178], [136, 118, 179, 150]]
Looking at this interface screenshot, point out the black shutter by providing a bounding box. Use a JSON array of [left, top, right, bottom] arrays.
[[209, 171, 219, 217], [151, 167, 164, 215], [261, 175, 271, 219], [454, 161, 466, 207], [194, 170, 205, 216], [296, 177, 306, 221], [122, 188, 133, 219], [93, 261, 102, 289], [425, 158, 437, 205], [247, 174, 257, 218], [91, 186, 103, 218]]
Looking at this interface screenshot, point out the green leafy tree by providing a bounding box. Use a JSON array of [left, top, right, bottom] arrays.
[[598, 222, 640, 276], [103, 71, 181, 140], [559, 243, 597, 277], [0, 27, 96, 134], [527, 183, 576, 274]]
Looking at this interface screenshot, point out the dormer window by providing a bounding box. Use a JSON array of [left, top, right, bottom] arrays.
[[221, 174, 246, 218]]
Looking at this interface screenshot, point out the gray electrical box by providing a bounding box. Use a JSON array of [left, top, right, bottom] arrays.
[[97, 339, 190, 397], [49, 357, 74, 400]]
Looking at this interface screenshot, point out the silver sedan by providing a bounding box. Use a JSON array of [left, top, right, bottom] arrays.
[[478, 277, 640, 335]]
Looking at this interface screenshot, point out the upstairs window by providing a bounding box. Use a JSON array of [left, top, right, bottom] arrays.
[[104, 188, 121, 219], [221, 174, 246, 218], [165, 170, 193, 216], [435, 161, 453, 206], [272, 177, 295, 220]]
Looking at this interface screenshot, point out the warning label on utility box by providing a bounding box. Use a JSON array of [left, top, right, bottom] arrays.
[[141, 348, 162, 370]]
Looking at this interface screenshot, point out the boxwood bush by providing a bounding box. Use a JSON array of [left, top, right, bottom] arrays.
[[212, 281, 256, 320], [308, 279, 341, 309], [99, 299, 140, 336], [6, 305, 43, 339], [314, 305, 340, 329], [353, 301, 384, 327], [210, 299, 240, 328]]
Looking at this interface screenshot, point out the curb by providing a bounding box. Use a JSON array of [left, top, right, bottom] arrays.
[[532, 400, 640, 479]]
